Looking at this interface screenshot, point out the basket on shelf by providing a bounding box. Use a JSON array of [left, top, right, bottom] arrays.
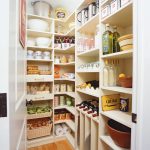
[[27, 123, 52, 140], [27, 111, 52, 120], [119, 77, 132, 88]]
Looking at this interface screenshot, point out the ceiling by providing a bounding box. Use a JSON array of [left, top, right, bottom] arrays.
[[29, 0, 83, 13]]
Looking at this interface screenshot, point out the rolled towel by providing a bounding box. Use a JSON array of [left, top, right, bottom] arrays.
[[55, 124, 64, 136], [62, 123, 71, 134]]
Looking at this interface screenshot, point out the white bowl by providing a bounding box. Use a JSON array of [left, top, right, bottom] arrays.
[[36, 37, 52, 47], [27, 50, 34, 55], [28, 19, 49, 31], [27, 38, 35, 46]]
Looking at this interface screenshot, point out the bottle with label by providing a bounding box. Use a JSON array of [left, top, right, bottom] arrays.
[[109, 60, 116, 86], [103, 60, 109, 86], [102, 24, 113, 55], [113, 26, 120, 53]]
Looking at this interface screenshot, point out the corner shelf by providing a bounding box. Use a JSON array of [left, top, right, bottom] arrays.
[[101, 110, 132, 128], [101, 50, 133, 59], [101, 86, 132, 94], [54, 120, 75, 132], [77, 89, 99, 98], [54, 92, 75, 98], [100, 135, 130, 150], [54, 45, 75, 54], [54, 62, 75, 66], [77, 13, 99, 34], [55, 105, 76, 115], [27, 59, 53, 62], [66, 133, 75, 148], [77, 48, 99, 57], [54, 78, 75, 82]]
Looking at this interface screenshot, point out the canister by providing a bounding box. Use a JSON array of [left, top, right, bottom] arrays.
[[120, 97, 129, 112], [111, 0, 119, 14], [101, 5, 110, 19], [54, 96, 59, 107], [54, 84, 60, 92], [67, 84, 74, 92], [60, 96, 65, 106], [60, 84, 66, 92]]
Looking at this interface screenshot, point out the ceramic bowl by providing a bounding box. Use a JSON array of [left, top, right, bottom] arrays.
[[36, 37, 52, 47], [28, 19, 49, 31], [107, 119, 131, 148]]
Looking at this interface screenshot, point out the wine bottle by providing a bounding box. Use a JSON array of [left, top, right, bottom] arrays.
[[102, 24, 113, 55], [113, 26, 120, 53]]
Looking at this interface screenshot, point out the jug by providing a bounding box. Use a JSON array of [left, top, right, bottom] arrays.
[[77, 8, 88, 25]]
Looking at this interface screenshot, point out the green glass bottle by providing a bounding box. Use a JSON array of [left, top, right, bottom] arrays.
[[113, 26, 120, 53], [102, 24, 113, 55]]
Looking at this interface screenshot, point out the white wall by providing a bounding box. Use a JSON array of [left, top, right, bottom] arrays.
[[0, 0, 10, 149], [136, 0, 150, 149]]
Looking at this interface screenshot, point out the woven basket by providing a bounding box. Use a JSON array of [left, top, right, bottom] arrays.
[[27, 111, 52, 120], [27, 123, 52, 139]]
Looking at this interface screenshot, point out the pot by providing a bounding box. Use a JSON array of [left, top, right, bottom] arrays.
[[35, 37, 51, 47], [28, 19, 49, 31], [31, 1, 52, 17], [107, 119, 131, 148]]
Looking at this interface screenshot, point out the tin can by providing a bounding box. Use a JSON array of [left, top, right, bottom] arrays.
[[120, 97, 129, 112]]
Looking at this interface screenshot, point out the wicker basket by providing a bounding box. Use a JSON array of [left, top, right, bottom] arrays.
[[27, 123, 52, 139], [119, 77, 132, 88], [27, 111, 52, 120]]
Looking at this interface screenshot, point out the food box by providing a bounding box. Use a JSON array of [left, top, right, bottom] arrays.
[[121, 0, 130, 7], [111, 0, 120, 14], [101, 5, 110, 19], [102, 94, 120, 111]]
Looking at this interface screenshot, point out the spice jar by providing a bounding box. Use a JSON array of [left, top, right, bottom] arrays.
[[54, 84, 60, 92], [66, 97, 72, 106], [60, 110, 66, 120], [66, 112, 71, 120], [54, 111, 60, 121]]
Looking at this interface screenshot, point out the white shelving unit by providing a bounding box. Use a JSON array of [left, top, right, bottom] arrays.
[[25, 0, 137, 149]]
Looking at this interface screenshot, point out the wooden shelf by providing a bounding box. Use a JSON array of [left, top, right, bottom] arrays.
[[77, 13, 99, 34], [26, 75, 53, 82], [26, 93, 53, 101], [101, 110, 132, 128], [54, 92, 75, 98], [54, 45, 75, 54], [55, 105, 76, 115], [101, 50, 133, 59], [54, 62, 75, 66], [77, 48, 99, 57], [54, 120, 75, 132], [55, 28, 75, 36], [101, 2, 133, 27], [27, 46, 53, 51], [100, 135, 130, 150], [54, 78, 75, 82], [77, 89, 99, 98], [27, 59, 53, 62], [27, 29, 53, 37], [101, 86, 132, 94]]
